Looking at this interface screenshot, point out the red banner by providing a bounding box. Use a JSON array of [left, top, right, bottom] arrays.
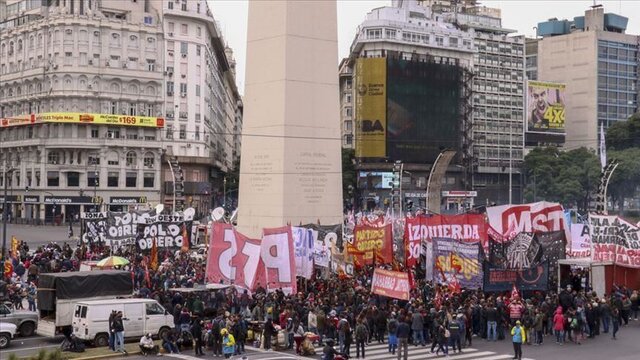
[[261, 227, 297, 295], [371, 268, 410, 301], [486, 201, 569, 241], [353, 224, 393, 265], [205, 223, 236, 285], [232, 230, 266, 290], [407, 214, 488, 249], [404, 217, 422, 267]]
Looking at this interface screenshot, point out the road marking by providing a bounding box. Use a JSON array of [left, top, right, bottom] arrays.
[[5, 344, 60, 353]]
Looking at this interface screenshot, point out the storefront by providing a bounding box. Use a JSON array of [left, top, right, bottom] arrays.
[[108, 196, 149, 212]]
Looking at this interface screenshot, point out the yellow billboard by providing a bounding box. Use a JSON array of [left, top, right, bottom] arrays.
[[527, 80, 565, 133], [1, 113, 165, 128], [355, 58, 386, 158]]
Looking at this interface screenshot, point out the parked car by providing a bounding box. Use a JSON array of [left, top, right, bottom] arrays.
[[0, 322, 17, 349], [0, 303, 38, 336]]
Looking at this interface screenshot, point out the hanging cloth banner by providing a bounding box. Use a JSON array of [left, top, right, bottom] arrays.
[[292, 226, 315, 279], [371, 268, 411, 301], [261, 226, 297, 295], [352, 224, 393, 265], [432, 237, 483, 289], [589, 214, 640, 268]]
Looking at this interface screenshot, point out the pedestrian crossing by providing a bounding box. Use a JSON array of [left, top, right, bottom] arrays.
[[303, 341, 536, 360]]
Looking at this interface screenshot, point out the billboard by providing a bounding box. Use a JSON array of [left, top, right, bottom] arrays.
[[386, 58, 462, 163], [1, 112, 165, 128], [527, 81, 565, 133], [355, 57, 387, 158], [357, 171, 393, 189]]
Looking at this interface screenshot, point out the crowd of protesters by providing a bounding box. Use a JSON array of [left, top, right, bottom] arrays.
[[2, 240, 639, 359]]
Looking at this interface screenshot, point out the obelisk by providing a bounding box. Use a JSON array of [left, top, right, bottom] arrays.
[[237, 0, 343, 238]]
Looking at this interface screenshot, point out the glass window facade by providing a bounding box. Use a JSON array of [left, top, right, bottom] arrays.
[[597, 40, 638, 131]]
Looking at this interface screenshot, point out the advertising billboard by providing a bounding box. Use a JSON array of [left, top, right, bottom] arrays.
[[1, 112, 165, 128], [527, 80, 565, 133], [355, 58, 387, 158], [385, 58, 462, 163], [357, 171, 394, 189]]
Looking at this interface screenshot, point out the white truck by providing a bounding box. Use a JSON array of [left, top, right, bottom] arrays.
[[37, 270, 133, 337], [72, 299, 174, 346]]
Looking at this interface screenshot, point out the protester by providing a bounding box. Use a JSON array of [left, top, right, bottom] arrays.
[[139, 333, 159, 356], [221, 328, 235, 358], [511, 320, 525, 360], [396, 316, 410, 360]]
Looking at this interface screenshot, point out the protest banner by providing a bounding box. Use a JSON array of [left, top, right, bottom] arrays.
[[568, 224, 591, 258], [232, 230, 265, 291], [483, 262, 549, 292], [292, 226, 314, 279], [304, 224, 341, 268], [432, 238, 483, 289], [138, 214, 192, 250], [404, 217, 422, 267], [261, 226, 297, 294], [486, 201, 570, 241], [589, 214, 640, 268], [352, 224, 393, 265], [371, 268, 410, 301], [206, 223, 237, 284]]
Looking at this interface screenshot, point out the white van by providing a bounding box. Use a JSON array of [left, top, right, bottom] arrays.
[[72, 299, 173, 346]]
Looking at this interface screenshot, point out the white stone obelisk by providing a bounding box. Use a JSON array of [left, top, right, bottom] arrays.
[[236, 0, 343, 238]]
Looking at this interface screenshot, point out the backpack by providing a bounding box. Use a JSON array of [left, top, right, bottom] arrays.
[[355, 324, 367, 341]]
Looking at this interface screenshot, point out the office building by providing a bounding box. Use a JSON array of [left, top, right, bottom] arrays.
[[0, 0, 241, 223], [535, 5, 639, 150]]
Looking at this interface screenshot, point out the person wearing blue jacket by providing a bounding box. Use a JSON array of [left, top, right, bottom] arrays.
[[511, 320, 526, 360]]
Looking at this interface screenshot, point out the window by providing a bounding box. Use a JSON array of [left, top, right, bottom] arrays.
[[436, 37, 444, 46], [181, 24, 188, 35], [167, 81, 174, 94], [196, 45, 201, 56], [87, 170, 98, 187], [346, 94, 351, 103], [144, 172, 155, 188], [126, 151, 137, 167], [147, 59, 155, 71], [146, 302, 164, 315], [67, 172, 80, 187], [126, 172, 137, 187], [168, 1, 173, 10], [108, 172, 119, 187], [166, 125, 173, 139], [107, 151, 119, 166], [180, 42, 188, 54], [366, 29, 382, 39], [195, 85, 200, 96], [48, 151, 60, 164], [195, 126, 200, 140], [47, 171, 60, 187], [180, 83, 187, 94], [129, 103, 136, 116], [144, 153, 154, 168], [110, 101, 117, 114], [88, 154, 100, 165], [168, 22, 174, 32], [179, 125, 186, 139], [197, 27, 202, 38], [450, 37, 459, 47], [385, 29, 396, 39]]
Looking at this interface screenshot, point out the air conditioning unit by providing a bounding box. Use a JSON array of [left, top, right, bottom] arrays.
[[187, 143, 191, 148], [87, 84, 93, 89], [181, 53, 187, 58], [167, 66, 174, 73], [88, 59, 93, 65], [52, 64, 58, 69], [122, 62, 128, 68], [105, 60, 110, 67], [107, 132, 115, 139], [181, 74, 186, 78], [168, 32, 174, 37], [180, 93, 186, 97], [167, 91, 174, 96]]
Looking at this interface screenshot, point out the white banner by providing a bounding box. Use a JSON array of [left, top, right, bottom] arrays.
[[292, 227, 314, 279], [486, 201, 569, 240], [568, 224, 591, 258], [261, 227, 297, 295]]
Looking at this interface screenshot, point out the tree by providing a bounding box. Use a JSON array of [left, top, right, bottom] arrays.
[[342, 148, 357, 210], [607, 148, 640, 214], [606, 112, 640, 150], [523, 147, 600, 212]]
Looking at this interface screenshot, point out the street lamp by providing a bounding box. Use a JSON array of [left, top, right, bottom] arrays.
[[2, 167, 17, 262]]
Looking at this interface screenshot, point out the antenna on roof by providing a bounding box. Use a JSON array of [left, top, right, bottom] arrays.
[[591, 2, 603, 9]]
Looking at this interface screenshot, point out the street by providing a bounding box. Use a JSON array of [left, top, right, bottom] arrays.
[[4, 320, 638, 360], [1, 223, 75, 249]]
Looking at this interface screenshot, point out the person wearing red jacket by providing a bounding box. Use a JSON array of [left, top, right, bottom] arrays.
[[553, 307, 565, 345]]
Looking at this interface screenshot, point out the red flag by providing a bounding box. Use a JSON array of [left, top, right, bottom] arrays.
[[512, 283, 520, 300], [144, 265, 151, 288], [150, 237, 158, 271], [450, 253, 463, 273], [181, 223, 190, 253], [448, 273, 461, 294]]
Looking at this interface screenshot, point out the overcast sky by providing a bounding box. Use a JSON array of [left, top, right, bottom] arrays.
[[209, 0, 640, 94]]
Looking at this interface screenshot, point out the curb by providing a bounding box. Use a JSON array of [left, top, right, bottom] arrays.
[[69, 351, 141, 360]]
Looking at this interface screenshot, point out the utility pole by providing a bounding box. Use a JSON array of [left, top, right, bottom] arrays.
[[2, 162, 17, 262]]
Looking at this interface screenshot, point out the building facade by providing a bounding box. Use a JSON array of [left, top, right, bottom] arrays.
[[340, 0, 477, 212], [439, 6, 526, 205], [159, 0, 242, 215], [535, 6, 639, 150], [0, 0, 242, 224]]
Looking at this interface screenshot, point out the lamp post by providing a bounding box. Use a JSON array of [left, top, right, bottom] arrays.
[[2, 166, 17, 262]]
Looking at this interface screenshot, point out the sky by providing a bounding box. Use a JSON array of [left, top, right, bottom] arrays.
[[208, 0, 640, 94]]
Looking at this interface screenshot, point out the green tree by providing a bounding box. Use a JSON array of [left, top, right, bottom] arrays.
[[342, 148, 357, 209], [523, 147, 600, 212], [606, 112, 640, 150], [607, 148, 640, 214]]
